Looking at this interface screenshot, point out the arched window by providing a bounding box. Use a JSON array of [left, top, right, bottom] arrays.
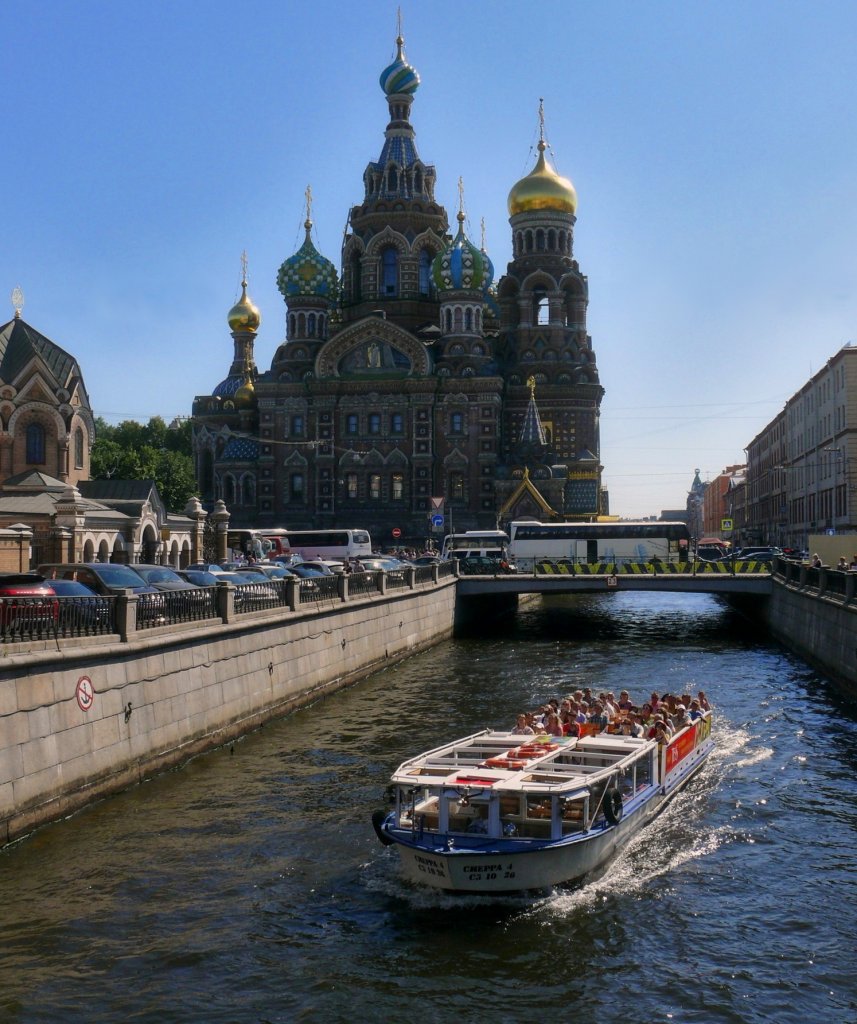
[[26, 423, 45, 465], [388, 167, 398, 191], [475, 309, 482, 331], [318, 313, 326, 339], [74, 427, 84, 469], [536, 229, 546, 252], [547, 229, 556, 251], [444, 308, 452, 333], [414, 168, 423, 192], [290, 473, 305, 501], [307, 313, 316, 336], [464, 307, 473, 332], [451, 412, 464, 433], [298, 312, 306, 336], [289, 313, 296, 338], [242, 475, 255, 505], [369, 473, 382, 500], [392, 473, 404, 500], [345, 472, 358, 499], [533, 288, 550, 325], [449, 472, 464, 501], [223, 475, 235, 506], [346, 413, 358, 435], [453, 307, 463, 332], [350, 252, 362, 302], [419, 249, 431, 297], [381, 247, 398, 296], [526, 231, 534, 253]]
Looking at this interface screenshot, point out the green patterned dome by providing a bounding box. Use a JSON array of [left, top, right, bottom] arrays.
[[379, 34, 419, 96], [277, 220, 338, 301], [432, 212, 487, 292]]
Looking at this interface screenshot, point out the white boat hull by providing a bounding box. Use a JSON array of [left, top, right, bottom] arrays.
[[384, 732, 713, 893]]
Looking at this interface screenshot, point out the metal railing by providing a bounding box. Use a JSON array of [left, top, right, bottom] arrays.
[[234, 579, 289, 615], [53, 595, 115, 637], [0, 596, 61, 643]]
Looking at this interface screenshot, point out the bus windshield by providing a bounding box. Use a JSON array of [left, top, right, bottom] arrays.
[[441, 531, 509, 560]]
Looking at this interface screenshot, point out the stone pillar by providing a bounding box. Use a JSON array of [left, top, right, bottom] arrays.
[[53, 485, 88, 562], [211, 499, 230, 564], [184, 496, 208, 566]]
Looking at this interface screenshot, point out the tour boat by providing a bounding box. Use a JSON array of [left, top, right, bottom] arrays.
[[372, 713, 714, 893]]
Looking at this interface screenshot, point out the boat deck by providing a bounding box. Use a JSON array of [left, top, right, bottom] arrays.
[[391, 730, 655, 794]]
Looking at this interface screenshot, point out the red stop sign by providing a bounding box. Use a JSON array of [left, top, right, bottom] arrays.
[[392, 528, 402, 538]]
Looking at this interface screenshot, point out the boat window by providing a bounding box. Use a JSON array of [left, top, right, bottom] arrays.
[[446, 795, 489, 834], [561, 797, 586, 835]]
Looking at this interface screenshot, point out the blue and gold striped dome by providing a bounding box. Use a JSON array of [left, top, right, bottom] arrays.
[[380, 34, 420, 96], [432, 212, 488, 292], [277, 220, 338, 301]]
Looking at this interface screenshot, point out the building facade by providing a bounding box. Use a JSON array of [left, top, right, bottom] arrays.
[[745, 344, 857, 549], [192, 32, 606, 546]]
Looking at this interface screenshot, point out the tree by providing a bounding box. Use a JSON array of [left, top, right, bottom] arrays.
[[90, 417, 197, 513]]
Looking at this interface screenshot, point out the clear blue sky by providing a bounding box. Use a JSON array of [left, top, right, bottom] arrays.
[[3, 1, 856, 516]]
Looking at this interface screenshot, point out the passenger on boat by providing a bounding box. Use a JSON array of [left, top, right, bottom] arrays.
[[512, 714, 535, 735], [650, 691, 661, 711], [588, 702, 610, 731], [697, 691, 711, 712], [672, 705, 692, 729], [617, 690, 634, 711], [543, 711, 564, 737], [688, 700, 705, 721], [652, 720, 672, 744], [619, 719, 643, 738]]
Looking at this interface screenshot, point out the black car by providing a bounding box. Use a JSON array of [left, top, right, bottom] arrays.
[[48, 579, 112, 632]]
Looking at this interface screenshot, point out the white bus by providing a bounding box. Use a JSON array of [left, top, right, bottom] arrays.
[[278, 529, 373, 562], [225, 528, 372, 562], [441, 530, 509, 560], [508, 520, 691, 570]]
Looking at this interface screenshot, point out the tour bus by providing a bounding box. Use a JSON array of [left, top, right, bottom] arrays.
[[508, 520, 691, 570], [225, 528, 372, 563], [440, 530, 510, 561], [277, 529, 372, 561]]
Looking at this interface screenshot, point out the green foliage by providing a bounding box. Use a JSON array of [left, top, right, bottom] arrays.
[[91, 417, 197, 513]]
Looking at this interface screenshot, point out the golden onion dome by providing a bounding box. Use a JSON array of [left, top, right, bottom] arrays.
[[234, 375, 256, 408], [507, 140, 577, 217], [227, 279, 261, 334]]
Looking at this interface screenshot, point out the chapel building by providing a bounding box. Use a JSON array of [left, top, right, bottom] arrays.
[[192, 31, 606, 544]]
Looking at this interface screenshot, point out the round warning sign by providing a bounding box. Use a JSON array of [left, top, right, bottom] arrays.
[[76, 675, 94, 712]]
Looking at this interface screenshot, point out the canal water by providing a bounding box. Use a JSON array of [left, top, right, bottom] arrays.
[[2, 593, 856, 1024]]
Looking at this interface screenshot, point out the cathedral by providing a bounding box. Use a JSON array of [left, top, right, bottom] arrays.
[[192, 30, 606, 545]]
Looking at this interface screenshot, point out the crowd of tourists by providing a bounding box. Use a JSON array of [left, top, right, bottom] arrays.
[[512, 688, 711, 742]]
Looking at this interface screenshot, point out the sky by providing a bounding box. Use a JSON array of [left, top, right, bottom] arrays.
[[3, 0, 857, 517]]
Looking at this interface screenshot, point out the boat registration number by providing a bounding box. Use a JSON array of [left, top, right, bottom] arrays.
[[414, 853, 449, 879], [463, 862, 516, 882]]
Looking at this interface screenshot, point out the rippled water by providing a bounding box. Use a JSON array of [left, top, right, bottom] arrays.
[[2, 593, 856, 1024]]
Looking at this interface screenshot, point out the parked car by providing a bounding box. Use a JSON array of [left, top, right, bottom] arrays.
[[177, 569, 222, 587], [38, 562, 157, 596], [236, 563, 296, 580], [37, 563, 165, 624], [457, 555, 517, 575], [0, 572, 59, 635], [287, 563, 329, 579], [133, 564, 200, 592], [354, 557, 409, 573], [408, 555, 443, 567], [218, 571, 282, 609], [47, 578, 111, 631], [735, 547, 780, 562], [185, 563, 227, 575]]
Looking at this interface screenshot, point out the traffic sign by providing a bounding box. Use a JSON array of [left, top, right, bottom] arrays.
[[392, 527, 402, 538], [76, 675, 94, 712], [431, 514, 444, 527], [721, 518, 733, 532]]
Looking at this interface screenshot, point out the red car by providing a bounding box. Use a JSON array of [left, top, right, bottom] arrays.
[[0, 573, 59, 638]]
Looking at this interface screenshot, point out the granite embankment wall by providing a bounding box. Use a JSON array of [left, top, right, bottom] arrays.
[[763, 561, 857, 700], [0, 577, 457, 846]]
